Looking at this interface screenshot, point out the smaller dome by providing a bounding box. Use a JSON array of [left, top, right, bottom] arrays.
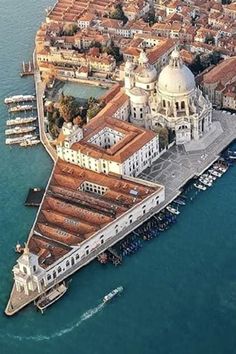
[[136, 50, 157, 84]]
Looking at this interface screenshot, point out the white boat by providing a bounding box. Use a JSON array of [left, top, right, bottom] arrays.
[[5, 134, 35, 145], [166, 205, 180, 215], [20, 139, 41, 147], [209, 169, 222, 178], [6, 116, 37, 126], [4, 95, 35, 104], [202, 173, 216, 181], [199, 177, 212, 187], [5, 126, 36, 136], [103, 286, 123, 303], [35, 282, 68, 314], [194, 183, 207, 191], [8, 105, 35, 113]]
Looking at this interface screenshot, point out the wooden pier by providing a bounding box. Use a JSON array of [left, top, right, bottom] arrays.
[[20, 61, 34, 77]]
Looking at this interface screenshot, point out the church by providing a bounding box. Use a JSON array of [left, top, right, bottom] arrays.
[[125, 48, 213, 145]]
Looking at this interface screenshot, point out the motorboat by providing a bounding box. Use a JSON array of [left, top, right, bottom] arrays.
[[194, 183, 207, 191], [35, 282, 68, 314], [103, 286, 123, 303], [166, 205, 180, 215], [199, 177, 212, 187]]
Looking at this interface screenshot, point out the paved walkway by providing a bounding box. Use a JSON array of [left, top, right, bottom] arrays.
[[34, 71, 57, 162], [139, 111, 236, 201]]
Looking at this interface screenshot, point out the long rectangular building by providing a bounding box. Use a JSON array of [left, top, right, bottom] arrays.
[[11, 159, 164, 305]]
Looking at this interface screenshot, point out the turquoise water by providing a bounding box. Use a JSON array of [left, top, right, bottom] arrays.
[[1, 1, 236, 354]]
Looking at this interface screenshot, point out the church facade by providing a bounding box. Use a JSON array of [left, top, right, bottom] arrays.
[[125, 49, 213, 145]]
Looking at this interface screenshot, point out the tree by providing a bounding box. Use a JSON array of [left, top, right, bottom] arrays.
[[143, 8, 157, 25], [205, 34, 215, 45], [109, 3, 128, 24], [58, 94, 80, 122], [209, 51, 221, 65], [63, 23, 78, 36], [86, 98, 106, 121]]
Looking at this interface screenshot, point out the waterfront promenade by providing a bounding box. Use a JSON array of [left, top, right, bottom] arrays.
[[34, 70, 57, 162], [140, 111, 236, 201]]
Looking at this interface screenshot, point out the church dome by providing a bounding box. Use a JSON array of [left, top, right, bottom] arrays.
[[158, 49, 195, 96], [136, 50, 157, 84]]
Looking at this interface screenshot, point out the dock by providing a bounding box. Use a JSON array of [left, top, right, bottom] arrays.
[[20, 61, 34, 77], [24, 188, 45, 207]]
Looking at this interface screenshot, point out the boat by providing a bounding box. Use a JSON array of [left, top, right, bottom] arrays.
[[227, 150, 236, 156], [194, 183, 207, 191], [103, 286, 123, 303], [5, 134, 36, 145], [173, 197, 186, 206], [202, 173, 216, 181], [228, 155, 236, 160], [166, 205, 180, 215], [199, 177, 212, 187], [20, 139, 41, 147], [8, 105, 35, 113], [5, 126, 36, 136], [208, 169, 222, 177], [35, 282, 68, 314], [4, 95, 35, 104], [6, 116, 37, 126], [213, 163, 228, 173]]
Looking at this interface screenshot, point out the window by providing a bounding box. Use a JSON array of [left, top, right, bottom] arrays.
[[66, 260, 70, 267], [76, 254, 80, 260], [47, 274, 51, 281], [71, 258, 75, 266], [33, 265, 36, 272], [181, 101, 185, 109], [163, 100, 166, 108], [58, 266, 62, 273], [53, 271, 56, 279]]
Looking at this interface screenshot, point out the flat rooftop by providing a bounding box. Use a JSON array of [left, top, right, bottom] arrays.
[[28, 159, 163, 269]]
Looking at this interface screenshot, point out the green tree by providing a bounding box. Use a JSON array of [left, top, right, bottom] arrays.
[[205, 34, 215, 45], [58, 94, 79, 122], [109, 3, 128, 24], [143, 8, 157, 25]]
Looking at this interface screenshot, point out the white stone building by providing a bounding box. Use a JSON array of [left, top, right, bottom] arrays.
[[57, 116, 160, 177], [125, 48, 213, 144]]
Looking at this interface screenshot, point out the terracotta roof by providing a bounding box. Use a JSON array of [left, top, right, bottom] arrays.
[[71, 113, 157, 163], [203, 57, 236, 85], [27, 159, 162, 268]]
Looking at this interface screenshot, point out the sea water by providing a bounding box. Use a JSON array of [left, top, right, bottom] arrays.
[[0, 1, 236, 353]]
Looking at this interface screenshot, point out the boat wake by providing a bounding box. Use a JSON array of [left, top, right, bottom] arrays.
[[3, 302, 105, 342]]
